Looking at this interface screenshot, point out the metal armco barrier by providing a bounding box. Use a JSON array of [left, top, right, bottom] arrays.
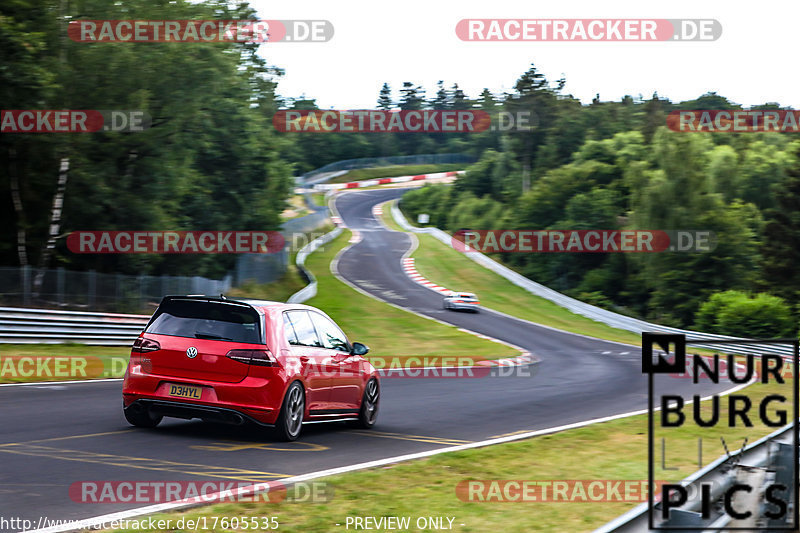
[[298, 153, 476, 184], [594, 423, 797, 532], [0, 307, 150, 346], [287, 192, 343, 304], [287, 227, 343, 304]]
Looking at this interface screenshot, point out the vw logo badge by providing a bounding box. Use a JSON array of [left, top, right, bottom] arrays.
[[186, 347, 198, 359]]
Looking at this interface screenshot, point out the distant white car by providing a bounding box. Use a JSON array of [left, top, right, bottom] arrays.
[[443, 292, 480, 312]]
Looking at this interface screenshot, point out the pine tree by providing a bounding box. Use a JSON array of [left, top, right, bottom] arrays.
[[431, 80, 448, 109], [377, 82, 393, 110], [399, 82, 425, 110]]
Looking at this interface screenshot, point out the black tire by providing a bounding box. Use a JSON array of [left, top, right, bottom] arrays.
[[354, 378, 379, 429], [274, 381, 305, 441], [124, 404, 162, 428]]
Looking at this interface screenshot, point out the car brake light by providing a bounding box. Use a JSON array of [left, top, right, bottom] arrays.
[[132, 337, 160, 353], [226, 349, 276, 367]]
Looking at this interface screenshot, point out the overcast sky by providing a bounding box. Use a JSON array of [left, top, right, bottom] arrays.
[[248, 0, 799, 110]]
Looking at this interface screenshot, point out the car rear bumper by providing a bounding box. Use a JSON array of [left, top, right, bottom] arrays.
[[448, 302, 480, 311], [125, 399, 275, 427], [123, 371, 283, 425]]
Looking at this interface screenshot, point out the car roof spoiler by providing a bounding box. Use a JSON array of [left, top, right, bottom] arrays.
[[158, 295, 258, 310]]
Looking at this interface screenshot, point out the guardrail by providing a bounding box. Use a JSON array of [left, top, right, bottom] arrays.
[[312, 170, 463, 191], [286, 227, 343, 304], [389, 201, 800, 530], [390, 203, 795, 359], [594, 423, 796, 532], [298, 153, 476, 184], [0, 195, 335, 345], [0, 307, 149, 345]]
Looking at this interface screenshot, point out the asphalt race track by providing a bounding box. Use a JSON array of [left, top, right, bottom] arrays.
[[0, 187, 736, 530]]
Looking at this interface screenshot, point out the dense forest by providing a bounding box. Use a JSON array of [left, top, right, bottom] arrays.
[[398, 78, 800, 334], [1, 0, 291, 279], [3, 0, 798, 334]]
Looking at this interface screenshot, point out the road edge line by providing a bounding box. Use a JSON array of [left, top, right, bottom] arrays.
[[27, 377, 754, 533]]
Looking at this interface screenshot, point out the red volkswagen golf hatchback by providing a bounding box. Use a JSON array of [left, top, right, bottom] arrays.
[[122, 295, 379, 440]]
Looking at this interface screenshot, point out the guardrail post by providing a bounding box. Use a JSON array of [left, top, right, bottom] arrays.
[[766, 442, 795, 528], [21, 265, 31, 307], [661, 509, 703, 531], [728, 465, 766, 528], [88, 269, 96, 309], [57, 267, 65, 306]]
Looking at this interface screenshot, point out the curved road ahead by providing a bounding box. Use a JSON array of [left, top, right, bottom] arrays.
[[0, 187, 732, 530], [335, 188, 732, 434]]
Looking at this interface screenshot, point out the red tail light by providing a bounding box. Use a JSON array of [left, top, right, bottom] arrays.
[[132, 337, 160, 353], [226, 349, 276, 367]]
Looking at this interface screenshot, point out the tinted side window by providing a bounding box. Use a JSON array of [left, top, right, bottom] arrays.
[[286, 311, 322, 347], [310, 313, 349, 352], [283, 313, 299, 345]]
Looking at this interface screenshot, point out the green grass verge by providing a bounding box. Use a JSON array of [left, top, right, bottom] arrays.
[[0, 344, 130, 384], [379, 202, 407, 233], [328, 164, 463, 183], [303, 229, 515, 361], [110, 375, 789, 533], [310, 192, 326, 207], [380, 204, 643, 346]]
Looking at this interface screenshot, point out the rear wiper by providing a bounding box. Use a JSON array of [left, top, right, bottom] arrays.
[[194, 332, 232, 340]]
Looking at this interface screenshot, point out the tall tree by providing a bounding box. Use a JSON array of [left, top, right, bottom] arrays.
[[761, 144, 800, 302], [399, 82, 425, 110], [377, 82, 393, 110], [504, 64, 558, 193], [431, 80, 448, 109]]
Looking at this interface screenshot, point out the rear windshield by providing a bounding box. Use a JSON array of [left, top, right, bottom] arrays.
[[146, 299, 262, 344], [459, 294, 475, 299]]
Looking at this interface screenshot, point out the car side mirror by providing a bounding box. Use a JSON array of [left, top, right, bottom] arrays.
[[351, 342, 369, 356]]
